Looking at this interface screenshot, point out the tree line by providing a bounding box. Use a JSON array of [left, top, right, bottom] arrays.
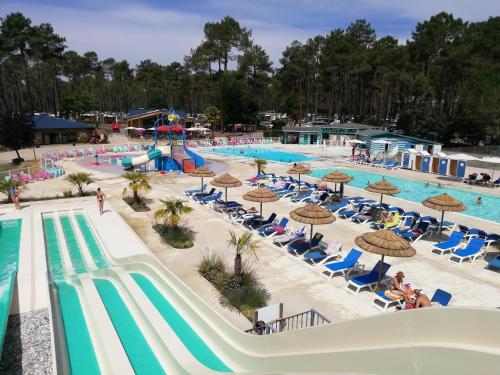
[[0, 11, 499, 144]]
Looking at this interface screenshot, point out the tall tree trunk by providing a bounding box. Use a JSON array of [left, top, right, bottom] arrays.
[[234, 253, 242, 278]]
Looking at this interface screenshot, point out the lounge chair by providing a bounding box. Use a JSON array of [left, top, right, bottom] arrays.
[[464, 228, 488, 240], [432, 231, 465, 255], [486, 255, 500, 270], [400, 221, 431, 243], [325, 199, 351, 213], [290, 189, 313, 203], [390, 215, 416, 234], [277, 185, 296, 198], [371, 212, 400, 229], [431, 289, 452, 306], [273, 226, 306, 247], [338, 204, 364, 219], [198, 191, 222, 204], [321, 249, 363, 279], [192, 187, 215, 200], [287, 233, 324, 256], [246, 213, 277, 230], [257, 217, 289, 237], [449, 238, 485, 264], [485, 234, 499, 248], [372, 290, 406, 311], [346, 261, 391, 294], [384, 160, 396, 169], [185, 184, 207, 196], [303, 241, 343, 265]]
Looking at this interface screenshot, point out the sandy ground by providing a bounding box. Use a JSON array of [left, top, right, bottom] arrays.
[[2, 143, 499, 331]]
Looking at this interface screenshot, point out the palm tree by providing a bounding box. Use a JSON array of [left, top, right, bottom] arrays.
[[122, 172, 151, 204], [0, 178, 23, 202], [228, 230, 258, 279], [65, 172, 94, 196], [154, 198, 193, 228], [252, 158, 267, 176]]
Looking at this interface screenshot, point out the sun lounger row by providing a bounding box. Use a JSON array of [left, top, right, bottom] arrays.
[[346, 156, 400, 170], [186, 137, 273, 148]]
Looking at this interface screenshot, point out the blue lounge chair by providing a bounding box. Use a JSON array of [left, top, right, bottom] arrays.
[[400, 221, 430, 242], [485, 234, 500, 248], [465, 228, 488, 240], [246, 213, 277, 230], [257, 217, 289, 237], [449, 238, 485, 264], [487, 255, 500, 270], [287, 233, 324, 256], [269, 182, 290, 193], [185, 184, 207, 196], [390, 216, 416, 234], [303, 241, 343, 265], [273, 226, 306, 247], [346, 261, 391, 294], [291, 189, 313, 203], [384, 160, 396, 169], [325, 199, 350, 213], [277, 185, 296, 197], [432, 231, 465, 255], [193, 187, 215, 200], [198, 191, 222, 204], [338, 204, 364, 219], [431, 289, 452, 306], [372, 290, 406, 311], [321, 249, 363, 279]]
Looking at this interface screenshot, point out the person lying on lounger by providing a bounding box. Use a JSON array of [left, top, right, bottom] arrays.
[[391, 271, 411, 297]]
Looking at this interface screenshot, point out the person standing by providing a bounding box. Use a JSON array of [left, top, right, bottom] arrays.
[[96, 187, 106, 215], [13, 186, 21, 210]]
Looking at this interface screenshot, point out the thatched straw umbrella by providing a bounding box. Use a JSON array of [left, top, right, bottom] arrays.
[[243, 187, 280, 226], [365, 178, 400, 204], [422, 193, 466, 234], [321, 170, 353, 198], [189, 167, 215, 194], [287, 163, 312, 192], [290, 204, 335, 252], [210, 173, 242, 206], [355, 229, 416, 290]]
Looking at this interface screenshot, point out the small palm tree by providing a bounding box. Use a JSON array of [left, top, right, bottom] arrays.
[[253, 158, 267, 175], [228, 230, 258, 279], [154, 198, 193, 228], [122, 172, 151, 204], [0, 178, 23, 202], [65, 172, 94, 196]]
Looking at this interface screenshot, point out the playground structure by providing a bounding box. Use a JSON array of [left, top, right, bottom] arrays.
[[121, 110, 204, 173]]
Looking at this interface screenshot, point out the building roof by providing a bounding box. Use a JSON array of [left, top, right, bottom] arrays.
[[283, 122, 375, 133], [356, 129, 441, 145], [33, 115, 94, 130], [127, 108, 188, 120]]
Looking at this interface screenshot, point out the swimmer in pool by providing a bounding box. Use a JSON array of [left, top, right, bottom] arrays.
[[476, 197, 482, 205], [425, 182, 429, 187], [437, 183, 442, 188]]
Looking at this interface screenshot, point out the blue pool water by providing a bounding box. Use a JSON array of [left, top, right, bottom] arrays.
[[310, 168, 500, 223], [206, 147, 314, 163]]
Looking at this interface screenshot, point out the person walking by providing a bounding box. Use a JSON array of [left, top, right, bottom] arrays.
[[13, 186, 21, 210], [96, 187, 106, 215]]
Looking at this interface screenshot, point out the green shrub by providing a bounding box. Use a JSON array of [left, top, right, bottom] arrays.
[[153, 223, 194, 248], [198, 251, 226, 284], [124, 196, 150, 212], [221, 285, 271, 320], [63, 190, 73, 198]]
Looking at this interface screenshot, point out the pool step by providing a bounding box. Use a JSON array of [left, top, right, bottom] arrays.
[[112, 268, 214, 374], [78, 275, 134, 375]]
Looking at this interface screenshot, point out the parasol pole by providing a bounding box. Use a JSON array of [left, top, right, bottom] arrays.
[[377, 254, 385, 291], [225, 187, 228, 207], [309, 224, 314, 253], [201, 177, 204, 195], [298, 173, 301, 192], [439, 210, 445, 235], [380, 193, 384, 205], [260, 201, 263, 226]]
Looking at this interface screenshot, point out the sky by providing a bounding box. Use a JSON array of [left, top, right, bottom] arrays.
[[1, 0, 499, 67]]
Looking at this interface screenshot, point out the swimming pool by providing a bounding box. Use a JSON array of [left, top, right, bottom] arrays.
[[206, 147, 314, 163], [310, 168, 500, 223]]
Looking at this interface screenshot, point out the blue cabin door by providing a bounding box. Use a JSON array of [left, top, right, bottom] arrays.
[[456, 160, 467, 178], [402, 153, 410, 169], [438, 158, 449, 175], [421, 156, 430, 173]]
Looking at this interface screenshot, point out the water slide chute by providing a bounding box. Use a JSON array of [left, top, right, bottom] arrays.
[[121, 146, 170, 168]]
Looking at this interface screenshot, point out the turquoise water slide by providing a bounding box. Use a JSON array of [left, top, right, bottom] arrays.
[[121, 148, 166, 168], [0, 219, 22, 352]]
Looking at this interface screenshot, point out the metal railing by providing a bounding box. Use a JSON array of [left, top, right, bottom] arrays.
[[245, 308, 330, 335]]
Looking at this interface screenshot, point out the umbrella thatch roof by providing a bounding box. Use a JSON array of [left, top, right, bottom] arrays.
[[243, 187, 279, 203], [322, 171, 353, 184], [210, 173, 242, 188], [422, 193, 466, 212], [290, 204, 336, 225], [287, 164, 311, 175], [355, 229, 416, 257], [365, 179, 400, 196], [189, 167, 215, 178]]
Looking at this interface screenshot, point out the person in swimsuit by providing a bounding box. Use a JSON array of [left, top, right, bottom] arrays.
[[13, 186, 21, 210], [96, 187, 106, 215], [413, 289, 432, 308], [390, 271, 410, 297]]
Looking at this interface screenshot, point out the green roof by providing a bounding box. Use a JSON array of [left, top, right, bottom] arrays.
[[356, 130, 441, 145]]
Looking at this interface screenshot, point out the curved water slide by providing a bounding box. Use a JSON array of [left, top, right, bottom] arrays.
[[45, 209, 500, 375], [121, 146, 170, 168]]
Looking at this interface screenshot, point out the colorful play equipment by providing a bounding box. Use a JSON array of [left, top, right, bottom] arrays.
[[121, 109, 204, 173]]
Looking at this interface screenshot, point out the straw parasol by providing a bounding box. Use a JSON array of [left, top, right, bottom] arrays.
[[365, 178, 400, 204], [422, 193, 466, 234], [243, 187, 280, 226], [288, 164, 312, 192], [290, 204, 335, 253], [322, 170, 353, 198], [210, 173, 242, 206], [189, 167, 215, 194], [355, 229, 416, 290]]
